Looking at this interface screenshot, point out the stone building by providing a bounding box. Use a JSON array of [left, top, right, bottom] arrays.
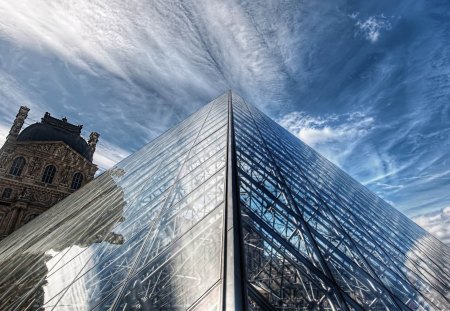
[[0, 106, 99, 240]]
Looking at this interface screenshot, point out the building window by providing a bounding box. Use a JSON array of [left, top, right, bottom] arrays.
[[71, 172, 83, 190], [2, 188, 12, 199], [42, 165, 57, 184], [9, 157, 26, 176]]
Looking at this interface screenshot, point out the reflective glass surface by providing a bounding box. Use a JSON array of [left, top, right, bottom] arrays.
[[232, 94, 450, 310], [0, 94, 228, 311], [0, 91, 448, 310]]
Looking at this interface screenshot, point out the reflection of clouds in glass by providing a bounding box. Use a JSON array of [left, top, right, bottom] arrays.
[[404, 233, 450, 310], [43, 246, 92, 310], [412, 207, 450, 246], [1, 92, 449, 310], [130, 209, 223, 309]]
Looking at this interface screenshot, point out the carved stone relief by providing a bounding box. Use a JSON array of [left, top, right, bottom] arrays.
[[0, 153, 9, 169], [27, 157, 43, 176], [18, 188, 34, 202]]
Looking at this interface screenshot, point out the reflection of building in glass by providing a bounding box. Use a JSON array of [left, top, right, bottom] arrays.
[[0, 168, 125, 310], [0, 92, 449, 310], [0, 107, 99, 240]]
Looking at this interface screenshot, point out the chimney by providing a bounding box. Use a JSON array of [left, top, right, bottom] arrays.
[[7, 106, 30, 141]]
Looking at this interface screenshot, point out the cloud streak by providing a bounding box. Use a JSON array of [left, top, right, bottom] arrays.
[[0, 0, 292, 101]]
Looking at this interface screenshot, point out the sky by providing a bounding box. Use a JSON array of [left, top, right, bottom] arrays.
[[0, 0, 449, 245]]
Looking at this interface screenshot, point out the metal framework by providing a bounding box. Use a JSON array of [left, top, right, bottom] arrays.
[[0, 92, 449, 310]]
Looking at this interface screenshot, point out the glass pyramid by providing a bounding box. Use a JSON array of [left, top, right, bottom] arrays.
[[0, 92, 449, 310]]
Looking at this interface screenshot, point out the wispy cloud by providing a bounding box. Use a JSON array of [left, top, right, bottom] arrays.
[[278, 111, 375, 166], [0, 124, 9, 144], [278, 108, 450, 246], [0, 0, 303, 168], [412, 207, 450, 246], [350, 13, 393, 43], [0, 0, 294, 104], [278, 107, 450, 222], [93, 141, 130, 173], [0, 70, 34, 107], [277, 111, 406, 194], [375, 182, 404, 191], [277, 110, 408, 186]]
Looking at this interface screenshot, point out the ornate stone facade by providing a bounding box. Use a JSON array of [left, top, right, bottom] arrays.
[[0, 106, 99, 240]]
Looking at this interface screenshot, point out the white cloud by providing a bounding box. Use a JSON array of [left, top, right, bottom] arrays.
[[277, 111, 413, 195], [278, 111, 374, 145], [0, 0, 309, 167], [93, 140, 130, 173], [351, 14, 393, 43], [0, 0, 293, 106], [278, 111, 374, 165], [412, 207, 450, 246], [0, 124, 10, 145], [0, 1, 129, 79]]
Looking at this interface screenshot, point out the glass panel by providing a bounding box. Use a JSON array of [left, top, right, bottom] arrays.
[[190, 282, 221, 311], [1, 91, 449, 311], [232, 92, 450, 310], [0, 93, 229, 311], [115, 206, 223, 310]]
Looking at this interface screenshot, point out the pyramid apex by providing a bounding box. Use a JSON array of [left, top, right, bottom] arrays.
[[0, 92, 447, 310]]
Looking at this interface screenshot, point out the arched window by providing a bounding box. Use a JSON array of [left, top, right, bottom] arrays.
[[42, 165, 57, 184], [9, 157, 26, 176], [71, 172, 84, 190], [2, 188, 12, 199]]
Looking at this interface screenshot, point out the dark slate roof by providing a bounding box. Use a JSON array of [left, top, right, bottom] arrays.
[[17, 113, 92, 161]]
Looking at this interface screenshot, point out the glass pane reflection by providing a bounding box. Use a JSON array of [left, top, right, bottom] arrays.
[[0, 92, 449, 311]]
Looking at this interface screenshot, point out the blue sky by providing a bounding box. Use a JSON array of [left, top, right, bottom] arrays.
[[0, 0, 449, 244]]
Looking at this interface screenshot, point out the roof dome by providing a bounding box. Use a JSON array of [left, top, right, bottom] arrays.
[[17, 113, 93, 161]]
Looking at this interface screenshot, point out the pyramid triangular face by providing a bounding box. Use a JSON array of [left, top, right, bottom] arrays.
[[0, 92, 449, 310]]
